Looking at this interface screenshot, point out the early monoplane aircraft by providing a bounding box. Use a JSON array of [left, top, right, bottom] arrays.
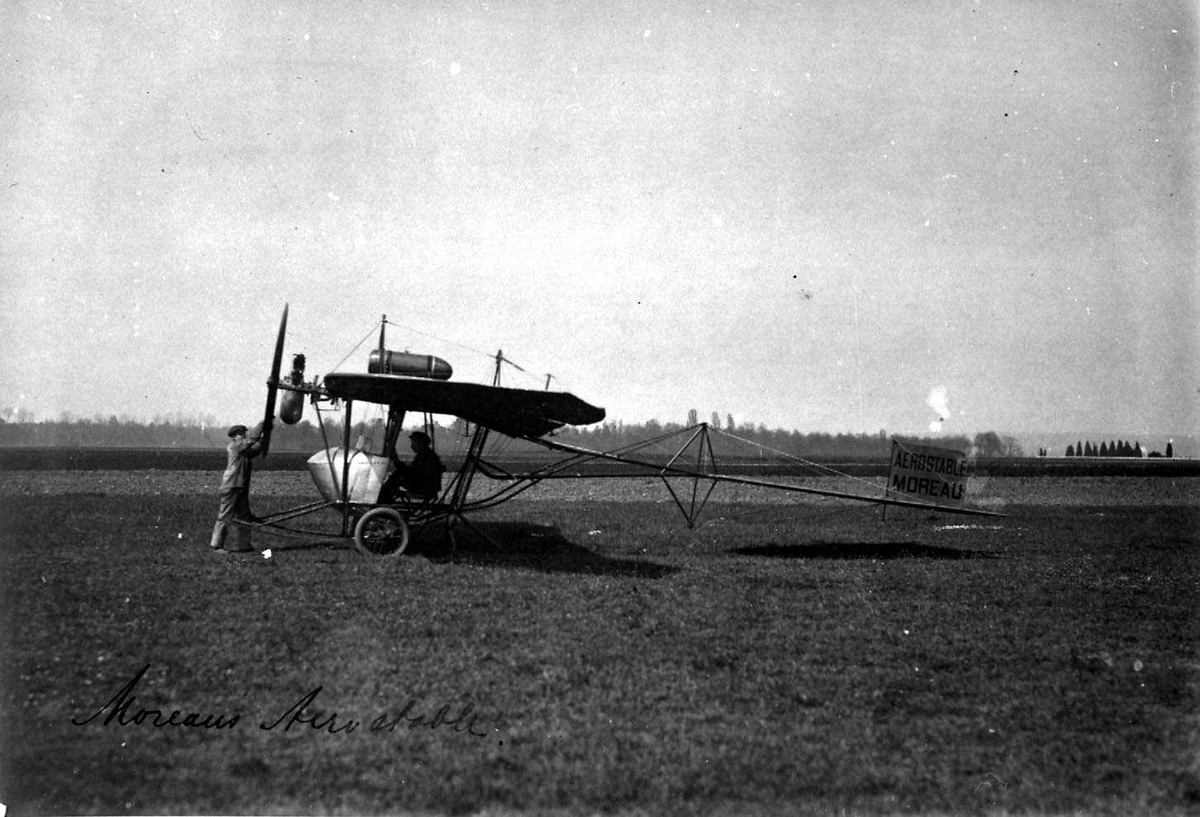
[[247, 305, 1000, 557]]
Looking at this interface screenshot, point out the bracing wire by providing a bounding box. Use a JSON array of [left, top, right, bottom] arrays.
[[381, 318, 493, 362], [710, 426, 884, 492], [329, 324, 382, 373], [381, 318, 553, 391], [328, 318, 548, 399]]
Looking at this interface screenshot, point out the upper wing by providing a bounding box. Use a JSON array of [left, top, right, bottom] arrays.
[[321, 373, 606, 438]]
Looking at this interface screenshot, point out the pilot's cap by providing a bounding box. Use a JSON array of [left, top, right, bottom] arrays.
[[228, 424, 248, 438], [408, 430, 431, 445]]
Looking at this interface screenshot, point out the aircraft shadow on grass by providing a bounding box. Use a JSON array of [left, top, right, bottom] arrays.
[[731, 541, 999, 560], [415, 520, 679, 579], [267, 521, 678, 579]]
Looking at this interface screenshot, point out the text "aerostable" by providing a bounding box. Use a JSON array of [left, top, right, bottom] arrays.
[[887, 440, 969, 505]]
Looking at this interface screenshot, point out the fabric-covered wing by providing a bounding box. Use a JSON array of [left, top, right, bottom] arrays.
[[322, 373, 606, 438]]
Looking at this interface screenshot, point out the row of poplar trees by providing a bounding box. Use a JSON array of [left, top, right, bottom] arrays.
[[1065, 439, 1172, 458]]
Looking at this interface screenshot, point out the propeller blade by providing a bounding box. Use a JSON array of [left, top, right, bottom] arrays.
[[261, 303, 288, 458]]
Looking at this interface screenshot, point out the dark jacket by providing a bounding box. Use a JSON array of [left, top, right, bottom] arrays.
[[219, 423, 264, 491], [380, 445, 445, 502], [402, 447, 445, 498]]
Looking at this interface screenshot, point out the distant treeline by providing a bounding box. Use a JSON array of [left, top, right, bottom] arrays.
[[0, 415, 1016, 460], [1063, 439, 1173, 458]]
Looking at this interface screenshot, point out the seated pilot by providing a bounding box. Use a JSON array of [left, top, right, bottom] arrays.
[[378, 430, 445, 503]]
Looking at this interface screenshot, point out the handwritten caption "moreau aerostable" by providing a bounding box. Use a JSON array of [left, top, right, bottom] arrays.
[[71, 664, 491, 741]]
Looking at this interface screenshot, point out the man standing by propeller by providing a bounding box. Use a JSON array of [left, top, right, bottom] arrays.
[[209, 422, 265, 553]]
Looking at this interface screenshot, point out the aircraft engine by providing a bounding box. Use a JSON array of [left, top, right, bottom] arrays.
[[280, 353, 307, 424], [368, 349, 453, 380]]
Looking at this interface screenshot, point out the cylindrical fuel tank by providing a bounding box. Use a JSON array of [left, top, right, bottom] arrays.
[[368, 350, 453, 380]]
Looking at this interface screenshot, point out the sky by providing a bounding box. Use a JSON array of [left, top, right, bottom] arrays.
[[2, 0, 1196, 440]]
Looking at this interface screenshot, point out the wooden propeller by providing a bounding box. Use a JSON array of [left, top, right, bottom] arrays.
[[260, 303, 288, 458]]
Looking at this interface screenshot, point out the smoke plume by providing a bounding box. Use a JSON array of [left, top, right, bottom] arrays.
[[926, 385, 950, 432]]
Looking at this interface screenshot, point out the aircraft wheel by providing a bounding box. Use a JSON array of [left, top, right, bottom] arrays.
[[353, 507, 409, 557]]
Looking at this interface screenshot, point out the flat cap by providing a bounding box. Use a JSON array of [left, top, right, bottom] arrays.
[[228, 424, 248, 437]]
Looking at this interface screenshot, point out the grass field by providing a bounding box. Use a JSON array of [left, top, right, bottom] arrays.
[[1, 470, 1197, 815]]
